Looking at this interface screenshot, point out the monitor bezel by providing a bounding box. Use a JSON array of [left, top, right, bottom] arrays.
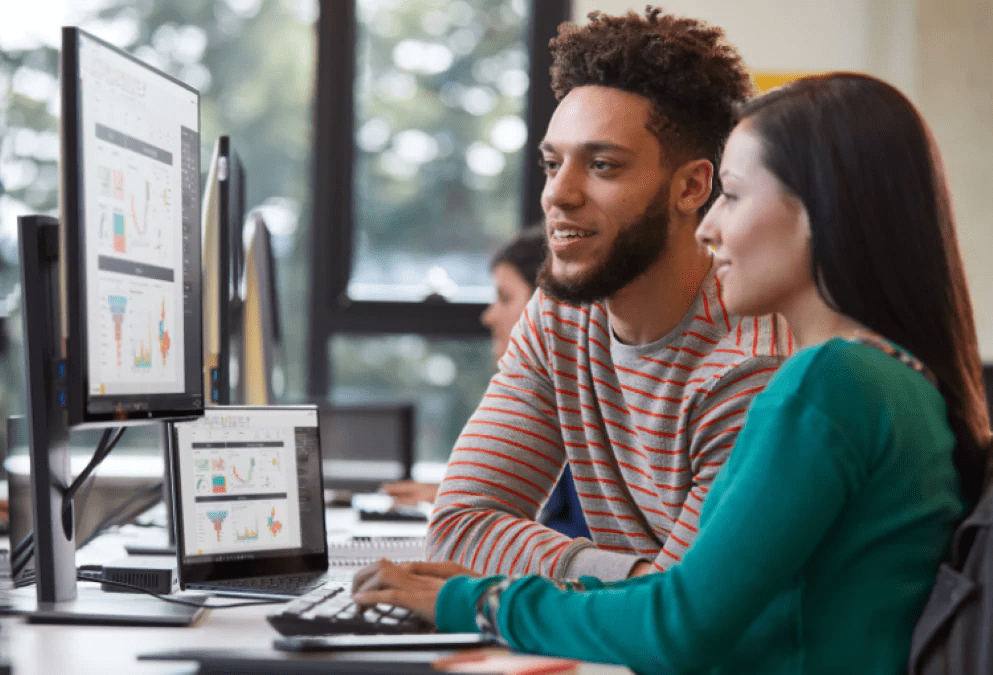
[[203, 135, 246, 406], [61, 26, 205, 428]]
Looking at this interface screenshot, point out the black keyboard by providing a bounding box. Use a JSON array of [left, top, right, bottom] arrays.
[[191, 571, 330, 596], [266, 583, 435, 636]]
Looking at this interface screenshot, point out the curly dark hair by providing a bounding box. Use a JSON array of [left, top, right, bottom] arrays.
[[549, 6, 752, 209]]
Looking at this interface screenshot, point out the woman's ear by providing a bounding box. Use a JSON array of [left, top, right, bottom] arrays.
[[670, 158, 714, 215]]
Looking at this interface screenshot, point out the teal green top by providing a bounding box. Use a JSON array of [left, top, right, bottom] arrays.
[[435, 339, 966, 675]]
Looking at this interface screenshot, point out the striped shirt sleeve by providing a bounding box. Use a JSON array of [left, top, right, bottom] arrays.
[[427, 293, 599, 576], [649, 352, 781, 571]]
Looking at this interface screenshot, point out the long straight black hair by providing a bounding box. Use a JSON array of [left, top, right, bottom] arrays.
[[739, 72, 991, 503]]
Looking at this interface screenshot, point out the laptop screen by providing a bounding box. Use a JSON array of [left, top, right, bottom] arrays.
[[171, 405, 328, 583]]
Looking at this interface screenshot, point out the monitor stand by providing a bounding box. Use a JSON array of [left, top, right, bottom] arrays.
[[6, 586, 203, 627], [16, 215, 197, 626]]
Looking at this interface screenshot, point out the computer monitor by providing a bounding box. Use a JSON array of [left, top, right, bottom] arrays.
[[60, 27, 204, 427], [10, 26, 205, 623], [239, 213, 283, 405], [201, 136, 245, 406], [319, 402, 415, 494]]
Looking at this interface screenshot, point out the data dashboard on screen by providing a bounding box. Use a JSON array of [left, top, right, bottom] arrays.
[[74, 30, 200, 403], [173, 408, 318, 559]]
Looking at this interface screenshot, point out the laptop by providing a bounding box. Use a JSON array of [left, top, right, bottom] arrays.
[[170, 405, 336, 599]]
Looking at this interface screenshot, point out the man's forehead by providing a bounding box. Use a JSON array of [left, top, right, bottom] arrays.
[[542, 85, 658, 152]]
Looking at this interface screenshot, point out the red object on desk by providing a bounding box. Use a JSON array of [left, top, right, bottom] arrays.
[[434, 648, 578, 675]]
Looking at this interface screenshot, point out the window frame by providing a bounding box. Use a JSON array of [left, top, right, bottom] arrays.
[[306, 0, 570, 397]]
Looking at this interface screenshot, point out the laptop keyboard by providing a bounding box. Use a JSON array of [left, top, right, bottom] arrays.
[[266, 583, 435, 636], [192, 571, 331, 596]]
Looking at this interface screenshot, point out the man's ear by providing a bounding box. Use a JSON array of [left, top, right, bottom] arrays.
[[669, 158, 713, 215]]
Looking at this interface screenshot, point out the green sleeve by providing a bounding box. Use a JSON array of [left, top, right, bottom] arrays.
[[435, 391, 868, 673], [436, 574, 608, 633], [435, 575, 505, 633]]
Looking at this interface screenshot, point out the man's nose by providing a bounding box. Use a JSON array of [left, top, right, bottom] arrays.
[[542, 161, 584, 211]]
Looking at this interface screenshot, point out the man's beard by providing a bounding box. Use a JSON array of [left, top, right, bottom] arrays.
[[538, 192, 670, 305]]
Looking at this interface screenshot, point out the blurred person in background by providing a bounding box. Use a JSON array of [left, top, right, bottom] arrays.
[[382, 226, 591, 538]]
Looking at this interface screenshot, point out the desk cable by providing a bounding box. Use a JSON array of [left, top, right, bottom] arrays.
[[11, 427, 128, 580]]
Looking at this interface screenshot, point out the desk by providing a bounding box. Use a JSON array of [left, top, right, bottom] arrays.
[[3, 509, 632, 675], [4, 598, 276, 675]]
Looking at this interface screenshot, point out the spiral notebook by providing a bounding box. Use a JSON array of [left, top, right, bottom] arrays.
[[326, 536, 427, 568]]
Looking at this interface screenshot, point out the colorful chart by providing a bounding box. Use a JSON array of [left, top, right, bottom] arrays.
[[236, 517, 259, 542], [113, 212, 126, 253], [112, 169, 124, 200], [267, 508, 283, 536], [206, 509, 228, 542], [158, 299, 171, 364], [130, 179, 149, 236], [108, 295, 127, 367], [232, 457, 256, 483], [134, 328, 152, 368]]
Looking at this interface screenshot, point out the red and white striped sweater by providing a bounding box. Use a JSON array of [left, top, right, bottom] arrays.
[[428, 270, 790, 581]]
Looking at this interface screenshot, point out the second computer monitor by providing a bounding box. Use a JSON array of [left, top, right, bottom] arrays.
[[201, 136, 246, 405], [240, 213, 283, 405]]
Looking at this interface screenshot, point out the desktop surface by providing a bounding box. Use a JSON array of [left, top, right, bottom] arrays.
[[0, 504, 631, 675]]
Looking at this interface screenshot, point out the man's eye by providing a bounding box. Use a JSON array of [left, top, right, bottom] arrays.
[[591, 160, 613, 171], [539, 157, 559, 172]]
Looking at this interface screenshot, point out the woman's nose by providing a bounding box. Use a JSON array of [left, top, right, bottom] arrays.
[[696, 207, 720, 250]]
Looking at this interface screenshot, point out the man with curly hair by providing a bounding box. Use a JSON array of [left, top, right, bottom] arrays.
[[426, 7, 789, 580]]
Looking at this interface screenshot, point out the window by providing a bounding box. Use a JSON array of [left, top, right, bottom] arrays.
[[309, 0, 568, 463], [330, 334, 492, 463], [0, 0, 317, 454], [0, 1, 568, 467], [352, 0, 532, 303]]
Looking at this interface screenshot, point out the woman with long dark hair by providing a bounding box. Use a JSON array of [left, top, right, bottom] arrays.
[[351, 72, 992, 675]]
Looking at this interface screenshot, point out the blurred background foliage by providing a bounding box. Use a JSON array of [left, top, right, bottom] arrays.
[[0, 0, 533, 463]]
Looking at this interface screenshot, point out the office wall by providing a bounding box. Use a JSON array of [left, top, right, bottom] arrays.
[[917, 0, 993, 360], [571, 0, 993, 358]]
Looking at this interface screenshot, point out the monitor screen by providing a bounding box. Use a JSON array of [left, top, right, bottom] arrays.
[[60, 27, 203, 426], [320, 402, 414, 492], [171, 405, 328, 578]]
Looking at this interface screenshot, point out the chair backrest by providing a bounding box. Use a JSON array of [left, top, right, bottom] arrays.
[[318, 401, 415, 494], [909, 485, 993, 674]]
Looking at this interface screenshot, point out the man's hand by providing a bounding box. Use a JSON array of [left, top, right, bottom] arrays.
[[352, 559, 479, 592], [380, 480, 440, 506], [351, 560, 478, 623]]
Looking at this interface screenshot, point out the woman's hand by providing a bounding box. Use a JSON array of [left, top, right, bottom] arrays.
[[351, 560, 480, 623]]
